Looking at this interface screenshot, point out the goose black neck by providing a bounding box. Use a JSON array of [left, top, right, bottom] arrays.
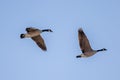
[[42, 29, 50, 32], [97, 49, 106, 52]]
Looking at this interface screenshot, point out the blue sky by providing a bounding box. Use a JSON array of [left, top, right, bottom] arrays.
[[0, 0, 120, 80]]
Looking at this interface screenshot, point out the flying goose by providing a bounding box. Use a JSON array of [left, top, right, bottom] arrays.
[[20, 27, 53, 51], [76, 28, 107, 58]]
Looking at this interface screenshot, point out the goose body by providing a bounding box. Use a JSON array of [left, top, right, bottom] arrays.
[[76, 28, 107, 58], [20, 27, 53, 51]]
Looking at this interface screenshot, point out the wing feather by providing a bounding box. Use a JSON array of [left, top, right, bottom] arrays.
[[31, 35, 47, 51], [78, 28, 93, 53], [26, 27, 39, 33]]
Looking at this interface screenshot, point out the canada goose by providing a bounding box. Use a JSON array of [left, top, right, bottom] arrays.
[[20, 27, 53, 51], [76, 28, 107, 58]]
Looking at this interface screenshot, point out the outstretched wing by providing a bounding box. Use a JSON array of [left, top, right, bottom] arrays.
[[31, 35, 47, 51], [78, 28, 93, 53], [26, 27, 39, 33]]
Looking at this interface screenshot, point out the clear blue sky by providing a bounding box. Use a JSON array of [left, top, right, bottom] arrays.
[[0, 0, 120, 80]]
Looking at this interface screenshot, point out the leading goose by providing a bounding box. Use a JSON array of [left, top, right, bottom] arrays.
[[76, 28, 107, 58], [20, 27, 53, 51]]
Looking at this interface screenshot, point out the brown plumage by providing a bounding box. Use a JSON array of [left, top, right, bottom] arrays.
[[76, 28, 107, 58], [78, 28, 93, 53], [20, 27, 53, 51], [31, 35, 47, 51]]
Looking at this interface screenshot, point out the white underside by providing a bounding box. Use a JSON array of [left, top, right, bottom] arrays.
[[25, 31, 40, 38]]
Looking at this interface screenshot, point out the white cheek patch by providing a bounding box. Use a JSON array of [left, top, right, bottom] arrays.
[[25, 34, 31, 38], [25, 32, 40, 38], [80, 54, 87, 58]]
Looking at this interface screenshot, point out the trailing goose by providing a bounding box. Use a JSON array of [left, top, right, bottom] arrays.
[[76, 28, 107, 58], [20, 27, 53, 51]]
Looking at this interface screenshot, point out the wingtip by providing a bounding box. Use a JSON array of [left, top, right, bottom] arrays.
[[78, 28, 84, 35], [41, 47, 47, 51], [43, 49, 47, 51], [26, 27, 30, 32], [26, 27, 37, 32], [78, 28, 83, 32]]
